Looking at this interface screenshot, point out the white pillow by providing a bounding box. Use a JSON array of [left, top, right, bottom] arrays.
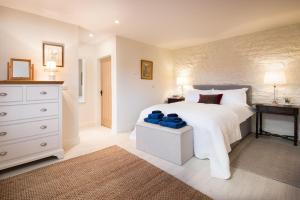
[[185, 89, 212, 103], [212, 88, 248, 106]]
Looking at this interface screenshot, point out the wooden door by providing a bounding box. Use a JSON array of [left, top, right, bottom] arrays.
[[100, 57, 112, 128]]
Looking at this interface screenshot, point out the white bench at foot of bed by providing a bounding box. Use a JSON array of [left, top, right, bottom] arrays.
[[136, 122, 194, 165]]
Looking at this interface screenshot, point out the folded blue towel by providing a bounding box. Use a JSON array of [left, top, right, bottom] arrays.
[[167, 113, 178, 118], [162, 117, 182, 122], [152, 110, 162, 114], [144, 118, 161, 124], [148, 113, 164, 119], [159, 121, 187, 129]]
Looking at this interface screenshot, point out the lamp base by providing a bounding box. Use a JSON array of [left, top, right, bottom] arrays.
[[272, 100, 278, 104], [48, 74, 56, 81]]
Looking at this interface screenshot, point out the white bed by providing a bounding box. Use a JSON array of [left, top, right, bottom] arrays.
[[130, 85, 254, 179]]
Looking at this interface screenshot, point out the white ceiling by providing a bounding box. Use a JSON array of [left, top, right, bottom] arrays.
[[1, 0, 300, 49]]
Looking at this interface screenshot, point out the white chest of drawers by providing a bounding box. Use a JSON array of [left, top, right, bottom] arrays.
[[0, 81, 64, 170]]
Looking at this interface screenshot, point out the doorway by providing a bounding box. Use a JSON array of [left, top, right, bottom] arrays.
[[100, 56, 112, 128]]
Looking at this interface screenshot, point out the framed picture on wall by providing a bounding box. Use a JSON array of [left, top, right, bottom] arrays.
[[141, 60, 153, 80], [43, 42, 64, 67]]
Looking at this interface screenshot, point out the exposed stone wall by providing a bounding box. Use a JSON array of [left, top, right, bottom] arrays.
[[173, 24, 300, 137], [173, 24, 300, 104]]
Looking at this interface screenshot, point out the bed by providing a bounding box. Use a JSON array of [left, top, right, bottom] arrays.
[[131, 85, 254, 179], [194, 85, 253, 140]]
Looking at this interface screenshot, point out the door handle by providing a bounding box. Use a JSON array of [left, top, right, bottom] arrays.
[[100, 90, 103, 96]]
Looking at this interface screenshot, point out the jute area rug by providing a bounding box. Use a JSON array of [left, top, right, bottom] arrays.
[[231, 133, 300, 188], [0, 145, 212, 200]]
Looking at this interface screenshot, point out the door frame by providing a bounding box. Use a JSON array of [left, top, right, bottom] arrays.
[[97, 55, 113, 129]]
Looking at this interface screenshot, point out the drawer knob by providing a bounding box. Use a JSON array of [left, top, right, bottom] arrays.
[[0, 152, 7, 156], [40, 142, 47, 147], [40, 91, 47, 95], [40, 108, 47, 112], [0, 112, 7, 116], [40, 125, 47, 129], [0, 132, 7, 136], [0, 92, 7, 96]]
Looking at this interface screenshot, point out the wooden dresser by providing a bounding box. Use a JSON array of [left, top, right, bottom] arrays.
[[0, 81, 64, 170]]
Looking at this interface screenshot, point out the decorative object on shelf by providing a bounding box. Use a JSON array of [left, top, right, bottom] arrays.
[[284, 97, 291, 104], [43, 42, 64, 67], [7, 58, 34, 80], [44, 61, 58, 80], [176, 76, 189, 97], [141, 60, 153, 80], [264, 70, 286, 104]]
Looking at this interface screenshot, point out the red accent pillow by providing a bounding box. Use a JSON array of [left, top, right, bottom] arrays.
[[198, 94, 223, 104]]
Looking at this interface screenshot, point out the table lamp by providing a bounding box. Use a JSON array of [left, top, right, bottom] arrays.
[[264, 70, 286, 104], [45, 61, 57, 80], [176, 76, 189, 97]]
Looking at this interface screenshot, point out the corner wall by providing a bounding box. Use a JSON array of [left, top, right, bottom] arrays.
[[78, 44, 98, 128], [0, 6, 80, 149], [116, 36, 174, 132]]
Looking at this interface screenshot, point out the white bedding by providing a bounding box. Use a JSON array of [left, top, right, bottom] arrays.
[[130, 101, 254, 179]]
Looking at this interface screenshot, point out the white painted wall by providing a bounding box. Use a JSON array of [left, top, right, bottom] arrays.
[[78, 44, 98, 128], [0, 6, 80, 149], [116, 36, 174, 132], [173, 24, 300, 139]]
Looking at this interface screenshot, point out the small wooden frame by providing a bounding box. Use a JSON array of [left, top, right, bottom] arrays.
[[141, 60, 153, 80], [7, 58, 34, 80]]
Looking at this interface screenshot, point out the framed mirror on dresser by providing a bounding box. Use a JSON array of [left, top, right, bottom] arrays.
[[7, 58, 34, 80]]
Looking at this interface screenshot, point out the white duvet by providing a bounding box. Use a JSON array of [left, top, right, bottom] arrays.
[[130, 101, 254, 179]]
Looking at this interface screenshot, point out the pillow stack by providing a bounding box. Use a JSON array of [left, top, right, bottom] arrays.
[[185, 88, 248, 106], [212, 88, 248, 106]]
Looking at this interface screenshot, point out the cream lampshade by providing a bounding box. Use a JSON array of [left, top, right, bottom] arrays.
[[264, 71, 286, 104], [45, 61, 57, 80], [176, 76, 189, 97]]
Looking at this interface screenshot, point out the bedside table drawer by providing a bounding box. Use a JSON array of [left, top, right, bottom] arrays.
[[167, 97, 185, 104], [257, 105, 298, 115]]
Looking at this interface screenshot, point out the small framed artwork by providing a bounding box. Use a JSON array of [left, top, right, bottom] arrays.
[[43, 42, 64, 67], [141, 60, 153, 80]]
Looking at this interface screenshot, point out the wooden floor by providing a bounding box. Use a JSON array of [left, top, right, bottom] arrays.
[[1, 126, 300, 200]]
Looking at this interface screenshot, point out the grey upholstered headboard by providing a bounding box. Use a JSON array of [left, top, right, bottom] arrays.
[[193, 85, 252, 105]]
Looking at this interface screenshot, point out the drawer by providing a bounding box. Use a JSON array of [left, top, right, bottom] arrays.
[[0, 135, 59, 162], [0, 86, 23, 103], [26, 86, 59, 101], [0, 103, 59, 122], [257, 105, 297, 115], [0, 118, 59, 142]]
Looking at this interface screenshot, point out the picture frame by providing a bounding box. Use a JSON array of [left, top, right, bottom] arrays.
[[43, 42, 64, 67], [141, 60, 153, 80]]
